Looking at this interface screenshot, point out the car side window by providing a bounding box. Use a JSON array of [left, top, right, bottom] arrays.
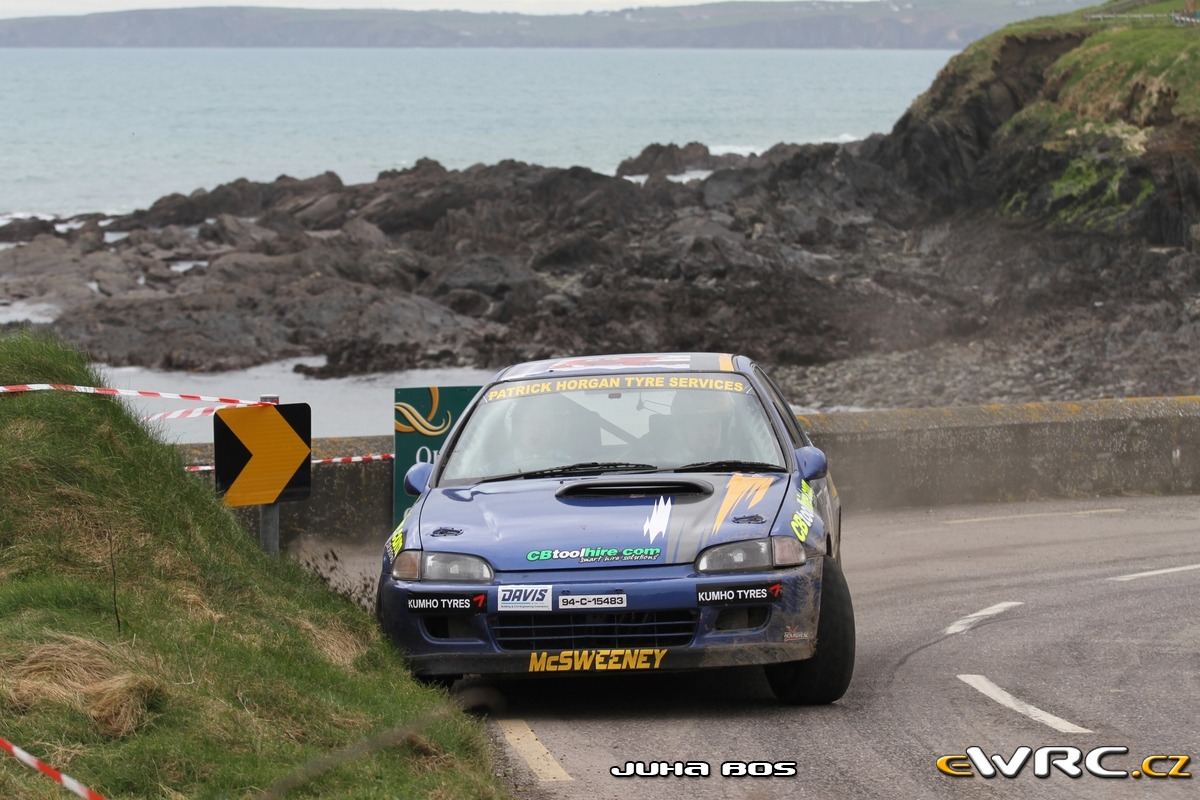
[[754, 366, 810, 448]]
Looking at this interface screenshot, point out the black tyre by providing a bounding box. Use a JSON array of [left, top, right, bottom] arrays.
[[764, 557, 855, 705]]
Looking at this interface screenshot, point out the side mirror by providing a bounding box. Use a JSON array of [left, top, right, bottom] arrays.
[[795, 446, 828, 481], [403, 462, 434, 496]]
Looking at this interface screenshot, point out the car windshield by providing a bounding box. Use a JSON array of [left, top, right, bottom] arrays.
[[438, 372, 785, 484]]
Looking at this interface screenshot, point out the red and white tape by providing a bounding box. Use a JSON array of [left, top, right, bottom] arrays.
[[6, 383, 396, 466], [0, 736, 107, 800], [0, 383, 273, 423], [310, 453, 395, 466], [186, 453, 395, 472], [143, 403, 263, 422], [0, 383, 264, 405]]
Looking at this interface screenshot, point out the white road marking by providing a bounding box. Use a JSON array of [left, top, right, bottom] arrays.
[[1110, 562, 1200, 582], [941, 508, 1125, 525], [943, 601, 1023, 635], [958, 674, 1092, 734], [497, 719, 573, 782]]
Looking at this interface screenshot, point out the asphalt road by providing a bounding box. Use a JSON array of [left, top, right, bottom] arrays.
[[457, 495, 1200, 800]]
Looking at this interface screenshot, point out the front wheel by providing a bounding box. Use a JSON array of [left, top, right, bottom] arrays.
[[764, 558, 855, 705]]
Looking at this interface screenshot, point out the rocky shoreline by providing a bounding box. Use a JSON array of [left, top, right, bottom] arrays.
[[4, 30, 1199, 411]]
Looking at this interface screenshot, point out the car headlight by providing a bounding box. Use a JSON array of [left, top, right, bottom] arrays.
[[392, 550, 494, 582], [695, 538, 806, 573]]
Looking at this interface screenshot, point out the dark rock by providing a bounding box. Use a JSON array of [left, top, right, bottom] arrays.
[[417, 254, 543, 324], [198, 214, 278, 249], [616, 142, 713, 176], [0, 217, 56, 242]]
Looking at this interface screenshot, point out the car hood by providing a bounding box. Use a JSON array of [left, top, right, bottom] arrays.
[[415, 473, 789, 571]]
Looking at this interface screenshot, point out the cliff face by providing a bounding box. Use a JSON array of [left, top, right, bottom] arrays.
[[884, 31, 1090, 207], [881, 23, 1200, 246]]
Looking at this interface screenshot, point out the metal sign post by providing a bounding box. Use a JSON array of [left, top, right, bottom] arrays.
[[258, 394, 281, 555]]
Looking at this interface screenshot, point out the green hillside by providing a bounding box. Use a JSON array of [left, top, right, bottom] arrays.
[[0, 331, 506, 798], [899, 0, 1200, 231], [918, 0, 1200, 127]]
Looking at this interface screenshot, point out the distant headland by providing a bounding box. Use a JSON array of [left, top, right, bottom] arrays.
[[0, 1, 1090, 50]]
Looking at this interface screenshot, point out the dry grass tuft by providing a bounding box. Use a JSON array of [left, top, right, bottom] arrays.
[[84, 674, 165, 738], [3, 634, 165, 739], [403, 733, 455, 774], [295, 617, 368, 669], [150, 547, 195, 583], [173, 585, 224, 622], [0, 416, 49, 442]]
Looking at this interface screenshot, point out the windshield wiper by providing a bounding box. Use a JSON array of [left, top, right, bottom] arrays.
[[519, 461, 659, 479], [673, 460, 787, 473]]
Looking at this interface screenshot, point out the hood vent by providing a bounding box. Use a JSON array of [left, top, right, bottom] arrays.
[[556, 477, 714, 499]]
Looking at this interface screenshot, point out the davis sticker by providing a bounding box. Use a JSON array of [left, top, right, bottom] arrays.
[[497, 585, 553, 612]]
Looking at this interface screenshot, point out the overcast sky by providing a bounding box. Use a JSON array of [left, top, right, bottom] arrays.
[[0, 1, 872, 21]]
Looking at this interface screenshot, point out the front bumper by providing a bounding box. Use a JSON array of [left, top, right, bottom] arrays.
[[378, 559, 825, 676]]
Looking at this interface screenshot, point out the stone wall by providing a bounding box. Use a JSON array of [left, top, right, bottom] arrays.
[[181, 398, 1200, 548]]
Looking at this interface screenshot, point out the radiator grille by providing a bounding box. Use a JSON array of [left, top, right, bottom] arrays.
[[492, 610, 698, 651]]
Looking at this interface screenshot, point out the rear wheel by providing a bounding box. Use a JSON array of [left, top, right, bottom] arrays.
[[764, 558, 855, 704]]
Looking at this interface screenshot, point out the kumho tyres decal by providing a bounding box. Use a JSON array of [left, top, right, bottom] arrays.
[[528, 648, 668, 672], [406, 592, 486, 613], [394, 386, 452, 436], [696, 581, 784, 606], [791, 480, 816, 542]]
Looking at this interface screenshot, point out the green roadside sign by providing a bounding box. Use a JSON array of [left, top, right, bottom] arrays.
[[393, 385, 480, 528]]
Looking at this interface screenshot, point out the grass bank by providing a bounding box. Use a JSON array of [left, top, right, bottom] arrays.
[[0, 331, 508, 799], [915, 0, 1200, 128], [902, 0, 1199, 233]]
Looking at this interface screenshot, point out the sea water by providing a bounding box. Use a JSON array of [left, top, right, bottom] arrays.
[[1, 47, 954, 217]]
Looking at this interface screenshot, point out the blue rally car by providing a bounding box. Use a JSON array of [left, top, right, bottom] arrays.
[[377, 352, 854, 704]]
